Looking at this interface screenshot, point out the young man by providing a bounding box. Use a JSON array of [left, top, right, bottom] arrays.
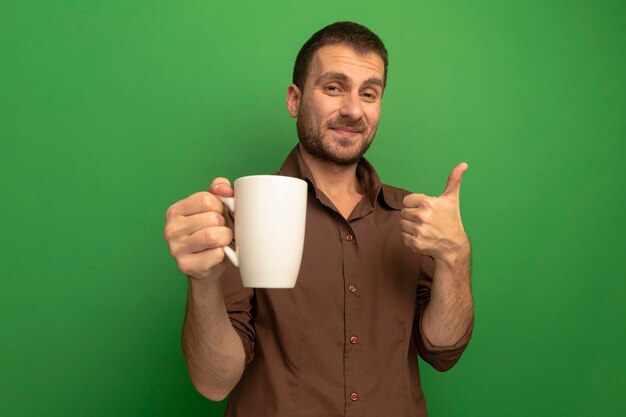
[[164, 21, 474, 417]]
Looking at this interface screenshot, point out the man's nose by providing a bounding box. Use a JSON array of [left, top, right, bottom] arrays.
[[339, 92, 364, 121]]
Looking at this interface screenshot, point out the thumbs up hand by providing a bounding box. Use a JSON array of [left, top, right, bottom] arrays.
[[400, 163, 470, 267]]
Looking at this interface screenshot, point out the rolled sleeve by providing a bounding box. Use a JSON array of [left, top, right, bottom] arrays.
[[220, 260, 256, 367], [415, 313, 474, 372]]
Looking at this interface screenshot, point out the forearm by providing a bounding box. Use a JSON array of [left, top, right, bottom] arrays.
[[421, 247, 474, 347], [182, 277, 246, 401]]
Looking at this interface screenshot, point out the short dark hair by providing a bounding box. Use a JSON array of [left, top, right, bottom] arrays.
[[292, 21, 388, 90]]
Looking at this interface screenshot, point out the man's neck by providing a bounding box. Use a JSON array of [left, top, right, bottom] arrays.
[[298, 145, 364, 218]]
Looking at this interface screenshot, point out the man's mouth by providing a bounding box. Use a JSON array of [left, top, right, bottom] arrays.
[[329, 127, 363, 138]]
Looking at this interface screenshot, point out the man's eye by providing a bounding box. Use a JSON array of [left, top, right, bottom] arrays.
[[361, 92, 377, 100], [325, 85, 341, 92]]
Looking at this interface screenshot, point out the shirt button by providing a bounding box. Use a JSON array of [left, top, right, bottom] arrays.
[[350, 336, 358, 344], [346, 234, 354, 241], [348, 284, 357, 293], [350, 392, 358, 401]]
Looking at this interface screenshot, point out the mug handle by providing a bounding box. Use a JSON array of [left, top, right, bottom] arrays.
[[216, 196, 239, 267]]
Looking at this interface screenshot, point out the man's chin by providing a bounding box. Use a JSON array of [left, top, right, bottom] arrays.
[[299, 132, 373, 166], [320, 144, 367, 166]]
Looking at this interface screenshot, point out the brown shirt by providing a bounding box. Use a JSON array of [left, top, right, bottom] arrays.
[[220, 147, 473, 417]]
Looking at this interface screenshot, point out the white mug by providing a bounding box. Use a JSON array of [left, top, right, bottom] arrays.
[[217, 175, 307, 288]]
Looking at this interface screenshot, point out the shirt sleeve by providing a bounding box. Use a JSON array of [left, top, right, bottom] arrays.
[[219, 214, 256, 367], [413, 255, 474, 372], [222, 261, 255, 365]]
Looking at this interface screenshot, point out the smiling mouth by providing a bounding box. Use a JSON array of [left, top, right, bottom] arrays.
[[330, 127, 363, 138]]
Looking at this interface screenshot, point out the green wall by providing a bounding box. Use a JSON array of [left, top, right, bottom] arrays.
[[2, 1, 625, 416]]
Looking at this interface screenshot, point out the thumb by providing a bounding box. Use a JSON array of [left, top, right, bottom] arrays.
[[209, 177, 234, 197], [442, 162, 468, 197]]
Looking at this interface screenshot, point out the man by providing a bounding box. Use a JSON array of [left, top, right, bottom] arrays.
[[164, 21, 474, 417]]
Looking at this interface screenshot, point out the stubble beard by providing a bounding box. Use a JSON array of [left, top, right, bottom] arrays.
[[296, 113, 377, 166]]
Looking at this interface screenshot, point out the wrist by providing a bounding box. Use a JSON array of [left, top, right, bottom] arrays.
[[434, 237, 471, 275], [187, 258, 227, 282], [187, 264, 226, 291]]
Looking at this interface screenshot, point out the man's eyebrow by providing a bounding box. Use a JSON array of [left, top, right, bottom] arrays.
[[315, 72, 349, 84], [315, 72, 384, 89], [363, 77, 384, 89]]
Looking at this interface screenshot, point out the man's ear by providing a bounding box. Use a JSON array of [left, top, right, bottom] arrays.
[[286, 84, 302, 118]]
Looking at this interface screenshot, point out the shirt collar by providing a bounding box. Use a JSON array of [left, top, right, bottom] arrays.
[[278, 145, 403, 210]]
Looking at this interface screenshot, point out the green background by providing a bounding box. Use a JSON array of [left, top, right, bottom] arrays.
[[2, 0, 625, 416]]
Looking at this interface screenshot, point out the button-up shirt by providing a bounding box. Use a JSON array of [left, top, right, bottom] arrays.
[[220, 146, 473, 417]]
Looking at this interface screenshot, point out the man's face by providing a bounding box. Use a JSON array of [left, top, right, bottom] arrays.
[[287, 44, 385, 166]]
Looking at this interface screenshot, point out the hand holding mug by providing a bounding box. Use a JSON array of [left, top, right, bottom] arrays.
[[164, 178, 234, 280]]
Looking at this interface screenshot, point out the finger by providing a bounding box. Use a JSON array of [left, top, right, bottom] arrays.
[[400, 207, 424, 223], [400, 218, 419, 236], [167, 192, 223, 218], [401, 231, 421, 253], [401, 229, 436, 254], [165, 211, 226, 240], [400, 219, 433, 240], [209, 177, 234, 197], [442, 162, 468, 197], [185, 226, 233, 254], [403, 193, 427, 208]]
